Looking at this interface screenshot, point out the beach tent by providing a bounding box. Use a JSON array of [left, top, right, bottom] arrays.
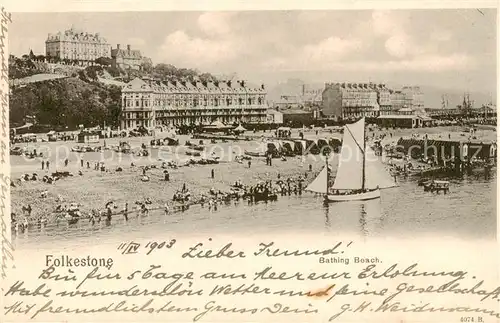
[[209, 120, 227, 128], [203, 120, 232, 133], [234, 124, 246, 133]]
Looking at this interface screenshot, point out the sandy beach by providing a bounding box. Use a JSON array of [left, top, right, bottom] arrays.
[[10, 125, 496, 225]]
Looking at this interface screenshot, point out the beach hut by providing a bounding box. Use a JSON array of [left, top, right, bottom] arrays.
[[305, 139, 320, 155], [77, 130, 100, 144], [282, 140, 295, 152], [277, 127, 291, 138], [267, 141, 283, 156], [328, 138, 342, 152], [281, 140, 295, 156], [316, 138, 329, 150], [293, 140, 307, 155], [47, 130, 58, 142]]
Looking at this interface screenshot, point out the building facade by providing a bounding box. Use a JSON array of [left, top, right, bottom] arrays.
[[45, 27, 111, 63], [281, 110, 314, 126], [389, 91, 406, 111], [266, 109, 284, 125], [322, 82, 383, 119], [120, 78, 268, 129], [402, 86, 424, 113], [274, 95, 303, 110], [323, 82, 426, 119], [111, 44, 148, 70]]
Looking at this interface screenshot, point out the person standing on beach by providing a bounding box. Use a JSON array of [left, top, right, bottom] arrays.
[[41, 160, 45, 170], [64, 158, 69, 167], [46, 160, 50, 170], [248, 160, 251, 168], [123, 203, 129, 221], [80, 158, 84, 167], [164, 202, 170, 216], [89, 211, 96, 226], [106, 206, 112, 222], [211, 169, 215, 179]]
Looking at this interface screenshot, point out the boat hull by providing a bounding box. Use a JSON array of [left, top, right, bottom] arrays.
[[326, 189, 380, 202]]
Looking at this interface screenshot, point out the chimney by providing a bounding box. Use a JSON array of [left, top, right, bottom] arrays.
[[227, 80, 232, 87], [261, 84, 265, 90], [127, 44, 131, 51], [117, 44, 121, 49], [240, 80, 245, 87]]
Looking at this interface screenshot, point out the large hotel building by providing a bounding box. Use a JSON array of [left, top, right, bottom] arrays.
[[45, 27, 111, 63], [322, 82, 424, 120], [120, 77, 268, 129]]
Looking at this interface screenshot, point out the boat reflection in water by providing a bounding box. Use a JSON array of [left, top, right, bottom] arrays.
[[323, 196, 384, 237]]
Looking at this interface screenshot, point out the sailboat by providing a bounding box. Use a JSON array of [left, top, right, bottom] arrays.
[[306, 117, 396, 202]]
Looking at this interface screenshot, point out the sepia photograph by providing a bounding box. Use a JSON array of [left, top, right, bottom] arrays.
[[2, 2, 499, 323], [7, 9, 497, 250]]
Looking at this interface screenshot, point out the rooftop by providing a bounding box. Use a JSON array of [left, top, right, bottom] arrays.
[[111, 48, 142, 59], [47, 27, 108, 43], [281, 109, 312, 115], [122, 77, 266, 94], [378, 115, 417, 119]]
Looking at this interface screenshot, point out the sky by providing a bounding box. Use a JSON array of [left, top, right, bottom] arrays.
[[8, 9, 497, 93]]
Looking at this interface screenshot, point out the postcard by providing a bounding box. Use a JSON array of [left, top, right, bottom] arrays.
[[1, 1, 499, 322]]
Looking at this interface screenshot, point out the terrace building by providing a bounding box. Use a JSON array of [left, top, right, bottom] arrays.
[[321, 82, 383, 120], [322, 82, 426, 119], [120, 77, 268, 129]]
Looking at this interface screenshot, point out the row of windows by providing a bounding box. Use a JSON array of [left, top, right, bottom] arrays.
[[342, 93, 378, 98], [123, 111, 265, 119], [124, 116, 266, 128], [125, 94, 265, 99], [124, 97, 265, 108]]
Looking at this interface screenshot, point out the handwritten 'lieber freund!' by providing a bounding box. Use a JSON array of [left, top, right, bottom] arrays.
[[180, 240, 353, 258]]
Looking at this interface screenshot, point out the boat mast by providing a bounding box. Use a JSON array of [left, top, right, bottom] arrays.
[[325, 152, 329, 194], [361, 119, 366, 191]]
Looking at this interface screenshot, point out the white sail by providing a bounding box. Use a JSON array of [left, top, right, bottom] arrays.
[[365, 146, 398, 189], [331, 118, 365, 190], [305, 166, 328, 193]]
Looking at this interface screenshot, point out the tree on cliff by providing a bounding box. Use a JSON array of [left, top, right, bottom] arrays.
[[95, 56, 112, 66], [9, 78, 122, 129]]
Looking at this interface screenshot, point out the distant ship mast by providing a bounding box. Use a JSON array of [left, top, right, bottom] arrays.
[[441, 94, 449, 109]]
